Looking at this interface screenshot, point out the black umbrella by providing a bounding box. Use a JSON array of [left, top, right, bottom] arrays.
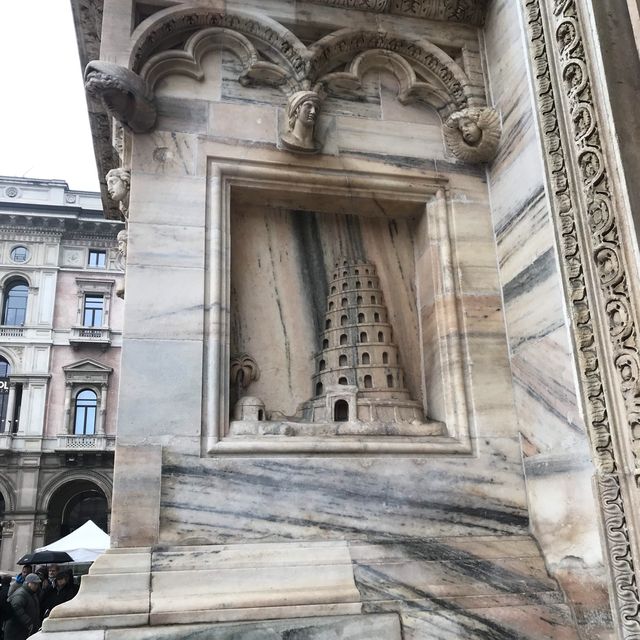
[[17, 550, 73, 565]]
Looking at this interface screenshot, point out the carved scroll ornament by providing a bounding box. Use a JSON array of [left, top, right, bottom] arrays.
[[522, 0, 640, 635], [84, 61, 157, 133]]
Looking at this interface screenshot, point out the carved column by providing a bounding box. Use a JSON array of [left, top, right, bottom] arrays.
[[4, 382, 16, 433], [63, 382, 73, 434], [97, 384, 108, 435]]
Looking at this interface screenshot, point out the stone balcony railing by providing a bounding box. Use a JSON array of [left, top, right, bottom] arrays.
[[0, 433, 13, 450], [69, 326, 112, 349], [55, 434, 115, 451]]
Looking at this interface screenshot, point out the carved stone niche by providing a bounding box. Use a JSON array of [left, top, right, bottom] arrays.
[[203, 161, 473, 455]]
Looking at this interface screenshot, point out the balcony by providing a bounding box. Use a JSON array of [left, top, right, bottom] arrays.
[[55, 434, 115, 452], [0, 433, 13, 450], [69, 326, 112, 349], [0, 327, 24, 338]]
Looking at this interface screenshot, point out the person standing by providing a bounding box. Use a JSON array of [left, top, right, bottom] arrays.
[[40, 571, 78, 623], [4, 574, 41, 640], [7, 567, 32, 597]]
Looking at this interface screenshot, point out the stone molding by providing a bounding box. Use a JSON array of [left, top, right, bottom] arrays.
[[304, 0, 487, 25], [124, 7, 493, 158], [521, 0, 640, 636]]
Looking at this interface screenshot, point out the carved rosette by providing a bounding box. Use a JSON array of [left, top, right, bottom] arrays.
[[443, 107, 501, 163], [84, 61, 157, 133]]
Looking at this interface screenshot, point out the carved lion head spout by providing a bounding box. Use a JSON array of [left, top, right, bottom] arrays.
[[106, 168, 131, 220], [443, 107, 501, 163], [280, 90, 322, 153]]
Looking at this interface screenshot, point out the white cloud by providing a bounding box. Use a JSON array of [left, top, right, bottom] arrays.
[[0, 0, 99, 191]]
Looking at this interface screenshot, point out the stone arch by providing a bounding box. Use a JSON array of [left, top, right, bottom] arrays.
[[309, 29, 479, 115], [0, 474, 17, 513], [40, 473, 112, 545], [0, 271, 33, 289], [129, 6, 309, 87], [38, 470, 112, 514], [0, 348, 19, 373]]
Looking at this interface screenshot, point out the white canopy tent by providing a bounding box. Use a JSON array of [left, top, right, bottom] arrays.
[[36, 520, 110, 562]]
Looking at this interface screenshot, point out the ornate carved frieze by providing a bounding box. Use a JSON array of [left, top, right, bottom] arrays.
[[84, 61, 157, 133], [303, 0, 487, 25], [126, 7, 493, 159], [522, 0, 640, 635]]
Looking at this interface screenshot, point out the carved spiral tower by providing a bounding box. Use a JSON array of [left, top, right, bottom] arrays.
[[301, 259, 424, 423]]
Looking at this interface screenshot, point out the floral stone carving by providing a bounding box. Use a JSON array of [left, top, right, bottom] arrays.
[[84, 61, 157, 133], [443, 107, 501, 163]]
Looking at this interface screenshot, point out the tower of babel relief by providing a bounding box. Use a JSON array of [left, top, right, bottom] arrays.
[[301, 259, 425, 424]]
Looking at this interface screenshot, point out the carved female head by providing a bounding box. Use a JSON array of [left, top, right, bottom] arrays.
[[106, 168, 131, 202]]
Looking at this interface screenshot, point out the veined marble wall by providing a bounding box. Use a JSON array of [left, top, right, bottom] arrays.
[[47, 0, 631, 637], [484, 0, 612, 634]]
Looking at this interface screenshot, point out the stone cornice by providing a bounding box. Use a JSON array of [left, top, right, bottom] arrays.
[[304, 0, 487, 25]]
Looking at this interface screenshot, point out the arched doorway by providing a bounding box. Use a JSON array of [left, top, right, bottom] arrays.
[[45, 480, 109, 544]]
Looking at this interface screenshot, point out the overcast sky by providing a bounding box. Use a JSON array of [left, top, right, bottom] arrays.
[[0, 1, 99, 192]]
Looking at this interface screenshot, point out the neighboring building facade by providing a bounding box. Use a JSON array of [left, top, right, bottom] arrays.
[[0, 176, 123, 571]]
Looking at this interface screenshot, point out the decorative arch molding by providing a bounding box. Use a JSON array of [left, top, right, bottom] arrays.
[[0, 474, 17, 513], [0, 271, 33, 289], [129, 7, 309, 82], [86, 7, 498, 161], [37, 470, 113, 514], [141, 27, 297, 95], [309, 29, 477, 114], [0, 347, 21, 373], [316, 48, 450, 111]]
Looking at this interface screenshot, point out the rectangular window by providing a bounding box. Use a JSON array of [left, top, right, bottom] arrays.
[[83, 295, 104, 327], [88, 250, 106, 268]]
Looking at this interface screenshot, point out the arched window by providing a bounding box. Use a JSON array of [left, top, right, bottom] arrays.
[[2, 278, 28, 326], [340, 334, 347, 345], [355, 281, 361, 289], [386, 374, 394, 388], [328, 301, 334, 310], [382, 352, 389, 364], [334, 399, 349, 422], [374, 312, 380, 322], [343, 271, 348, 277], [318, 359, 326, 371], [368, 280, 372, 287], [331, 286, 337, 294], [361, 352, 370, 365], [74, 389, 97, 435], [378, 331, 384, 342], [340, 315, 348, 326], [358, 313, 365, 323], [360, 331, 368, 343], [357, 296, 363, 305], [322, 338, 329, 349], [339, 354, 347, 366], [315, 382, 324, 396], [342, 282, 348, 290], [364, 375, 373, 388], [338, 376, 348, 385], [341, 298, 348, 307], [325, 319, 332, 329], [371, 296, 376, 304], [354, 269, 359, 275]]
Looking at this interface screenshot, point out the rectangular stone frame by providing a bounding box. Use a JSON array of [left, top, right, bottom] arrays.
[[202, 158, 474, 456]]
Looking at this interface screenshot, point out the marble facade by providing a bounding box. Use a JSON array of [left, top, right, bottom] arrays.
[[47, 0, 640, 637]]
